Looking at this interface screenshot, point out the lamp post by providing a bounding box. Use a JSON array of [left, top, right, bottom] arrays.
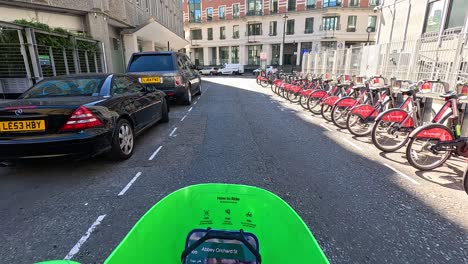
[[281, 13, 288, 70], [366, 26, 373, 45]]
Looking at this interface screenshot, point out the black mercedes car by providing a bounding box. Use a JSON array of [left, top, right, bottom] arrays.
[[0, 74, 169, 160]]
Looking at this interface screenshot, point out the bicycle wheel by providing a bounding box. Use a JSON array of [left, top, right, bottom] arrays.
[[347, 113, 373, 137], [260, 80, 269, 88], [307, 96, 322, 115], [371, 118, 410, 152], [406, 137, 451, 171], [288, 91, 301, 103], [299, 95, 309, 109], [321, 104, 333, 122], [331, 105, 350, 129]]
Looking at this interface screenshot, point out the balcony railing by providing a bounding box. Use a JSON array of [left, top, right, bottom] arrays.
[[319, 24, 341, 31], [246, 10, 262, 16]]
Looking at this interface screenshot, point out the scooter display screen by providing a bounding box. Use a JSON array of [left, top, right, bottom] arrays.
[[184, 229, 259, 264]]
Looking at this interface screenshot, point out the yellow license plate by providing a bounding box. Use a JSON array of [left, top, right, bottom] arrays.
[[141, 77, 162, 84], [0, 120, 45, 132]]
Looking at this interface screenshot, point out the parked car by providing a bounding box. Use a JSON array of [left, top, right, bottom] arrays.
[[127, 51, 201, 105], [218, 64, 244, 75], [0, 74, 169, 160], [199, 67, 219, 75], [253, 65, 276, 76]]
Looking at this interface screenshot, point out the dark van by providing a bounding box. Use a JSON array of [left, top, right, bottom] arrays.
[[127, 51, 201, 105]]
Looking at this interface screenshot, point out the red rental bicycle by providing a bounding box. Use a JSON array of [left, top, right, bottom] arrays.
[[371, 80, 447, 153], [299, 76, 324, 109], [331, 76, 386, 130], [405, 83, 468, 170]]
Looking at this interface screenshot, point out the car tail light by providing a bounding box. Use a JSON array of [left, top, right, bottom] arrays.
[[175, 76, 183, 86], [60, 106, 103, 131]]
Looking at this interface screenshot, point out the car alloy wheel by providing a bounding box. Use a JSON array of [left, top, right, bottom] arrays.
[[119, 123, 134, 155]]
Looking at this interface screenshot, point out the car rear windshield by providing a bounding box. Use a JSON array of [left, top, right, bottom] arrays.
[[127, 54, 175, 72], [20, 77, 105, 99]]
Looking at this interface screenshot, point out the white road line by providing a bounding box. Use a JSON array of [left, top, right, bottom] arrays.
[[194, 101, 198, 105], [118, 172, 142, 196], [180, 115, 187, 122], [321, 124, 333, 131], [148, 146, 163, 161], [188, 107, 193, 112], [64, 214, 106, 260], [169, 127, 178, 137], [343, 138, 363, 151], [383, 163, 420, 185]]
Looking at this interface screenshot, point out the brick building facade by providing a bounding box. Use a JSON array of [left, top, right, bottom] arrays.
[[183, 0, 379, 71]]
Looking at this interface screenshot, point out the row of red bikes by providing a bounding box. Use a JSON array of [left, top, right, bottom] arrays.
[[257, 72, 468, 194]]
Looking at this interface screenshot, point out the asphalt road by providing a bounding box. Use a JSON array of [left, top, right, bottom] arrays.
[[0, 77, 467, 264]]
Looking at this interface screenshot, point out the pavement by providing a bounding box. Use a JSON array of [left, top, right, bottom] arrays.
[[0, 77, 467, 264]]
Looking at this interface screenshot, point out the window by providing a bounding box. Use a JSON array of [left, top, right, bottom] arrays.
[[423, 1, 443, 33], [210, 47, 217, 65], [220, 47, 229, 64], [188, 0, 201, 22], [193, 48, 204, 66], [288, 0, 296, 11], [207, 8, 213, 21], [136, 0, 141, 7], [248, 23, 262, 36], [322, 16, 339, 31], [347, 16, 357, 32], [248, 45, 262, 65], [322, 41, 337, 49], [233, 4, 240, 18], [349, 0, 359, 7], [220, 26, 226, 39], [231, 46, 239, 63], [111, 77, 143, 96], [207, 28, 213, 40], [219, 6, 225, 20], [191, 29, 202, 40], [369, 0, 379, 6], [322, 0, 341, 7], [271, 0, 278, 13], [22, 78, 104, 98], [306, 0, 316, 9], [368, 16, 377, 32], [145, 0, 150, 12], [286, 19, 295, 35], [269, 21, 277, 36], [247, 0, 262, 16], [305, 17, 314, 34], [233, 25, 240, 39], [271, 44, 280, 65], [446, 0, 467, 29]]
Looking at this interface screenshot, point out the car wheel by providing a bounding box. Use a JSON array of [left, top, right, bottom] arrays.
[[109, 119, 134, 160], [210, 71, 214, 75], [160, 98, 169, 123], [182, 86, 192, 105]]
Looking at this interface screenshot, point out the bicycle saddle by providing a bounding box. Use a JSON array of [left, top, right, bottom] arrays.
[[353, 84, 366, 89], [400, 87, 419, 96], [439, 90, 458, 99]]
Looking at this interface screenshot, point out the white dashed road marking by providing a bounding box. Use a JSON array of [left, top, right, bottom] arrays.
[[383, 163, 420, 185], [118, 172, 142, 196], [188, 107, 193, 112], [181, 115, 187, 122], [64, 214, 106, 260], [148, 146, 163, 161], [169, 127, 178, 137]]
